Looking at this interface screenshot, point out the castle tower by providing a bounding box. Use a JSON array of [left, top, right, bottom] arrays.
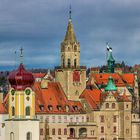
[[55, 8, 86, 101], [5, 63, 39, 140]]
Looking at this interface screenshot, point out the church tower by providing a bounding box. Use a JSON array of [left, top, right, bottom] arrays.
[[55, 8, 86, 101], [5, 50, 39, 140]]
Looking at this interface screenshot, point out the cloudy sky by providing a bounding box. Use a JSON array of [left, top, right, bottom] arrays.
[[0, 0, 140, 70]]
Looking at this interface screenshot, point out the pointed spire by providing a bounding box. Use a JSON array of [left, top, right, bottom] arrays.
[[63, 5, 77, 43]]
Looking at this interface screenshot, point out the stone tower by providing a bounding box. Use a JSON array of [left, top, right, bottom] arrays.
[[5, 63, 39, 140], [55, 10, 86, 101]]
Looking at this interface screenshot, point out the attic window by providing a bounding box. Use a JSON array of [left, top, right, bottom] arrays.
[[115, 80, 118, 83], [48, 105, 53, 111], [57, 105, 62, 111], [73, 106, 78, 111], [65, 105, 69, 112], [39, 105, 44, 111], [100, 75, 102, 78]]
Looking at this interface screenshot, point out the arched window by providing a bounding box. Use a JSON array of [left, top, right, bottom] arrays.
[[10, 132, 14, 140], [112, 103, 116, 109], [11, 107, 15, 116], [68, 58, 71, 68], [52, 128, 55, 135], [79, 128, 87, 138], [64, 128, 67, 135], [74, 45, 77, 51], [70, 128, 75, 138], [26, 106, 30, 116], [74, 59, 77, 68], [101, 126, 104, 133], [27, 132, 32, 140], [106, 103, 109, 109], [63, 59, 65, 67]]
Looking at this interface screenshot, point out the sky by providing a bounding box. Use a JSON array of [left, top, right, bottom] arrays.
[[0, 0, 140, 70]]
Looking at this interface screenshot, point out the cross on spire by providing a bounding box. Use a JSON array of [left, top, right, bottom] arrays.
[[20, 47, 24, 64], [69, 5, 72, 20]]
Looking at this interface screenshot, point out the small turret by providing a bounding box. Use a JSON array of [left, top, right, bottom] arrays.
[[105, 76, 117, 91]]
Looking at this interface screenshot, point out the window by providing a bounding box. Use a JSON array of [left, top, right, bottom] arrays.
[[52, 129, 55, 135], [64, 128, 67, 135], [126, 104, 129, 108], [76, 117, 79, 122], [58, 116, 61, 123], [26, 106, 30, 116], [79, 128, 87, 138], [64, 116, 67, 123], [74, 59, 77, 68], [68, 58, 71, 68], [10, 132, 14, 140], [46, 129, 49, 135], [113, 116, 117, 123], [27, 132, 32, 140], [74, 45, 77, 51], [100, 115, 104, 123], [63, 59, 65, 67], [82, 116, 84, 122], [86, 116, 89, 122], [52, 116, 55, 123], [58, 129, 61, 135], [112, 103, 116, 109], [70, 117, 73, 122], [11, 107, 15, 116], [101, 127, 104, 133], [106, 103, 109, 109], [40, 129, 43, 135], [91, 130, 94, 135], [113, 126, 117, 133], [48, 105, 53, 111]]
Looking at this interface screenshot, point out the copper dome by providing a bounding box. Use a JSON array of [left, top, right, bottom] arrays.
[[8, 63, 35, 90]]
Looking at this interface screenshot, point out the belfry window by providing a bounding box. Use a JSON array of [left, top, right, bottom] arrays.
[[74, 59, 77, 68], [11, 107, 15, 116], [27, 132, 32, 140], [68, 58, 71, 68], [26, 106, 30, 116]]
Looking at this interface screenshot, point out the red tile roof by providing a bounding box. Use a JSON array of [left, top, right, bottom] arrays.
[[91, 73, 125, 87], [122, 74, 134, 86], [80, 89, 101, 109], [33, 73, 46, 78], [34, 82, 85, 114]]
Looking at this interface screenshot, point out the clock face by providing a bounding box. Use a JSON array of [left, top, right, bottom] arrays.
[[25, 89, 31, 95], [11, 89, 15, 95]]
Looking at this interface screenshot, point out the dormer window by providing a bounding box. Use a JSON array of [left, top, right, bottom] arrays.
[[65, 105, 69, 112], [39, 105, 44, 111], [73, 106, 78, 111], [48, 105, 53, 111], [57, 105, 62, 111]]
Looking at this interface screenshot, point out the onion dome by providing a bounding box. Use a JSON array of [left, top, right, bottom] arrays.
[[105, 76, 117, 91], [8, 63, 35, 90]]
